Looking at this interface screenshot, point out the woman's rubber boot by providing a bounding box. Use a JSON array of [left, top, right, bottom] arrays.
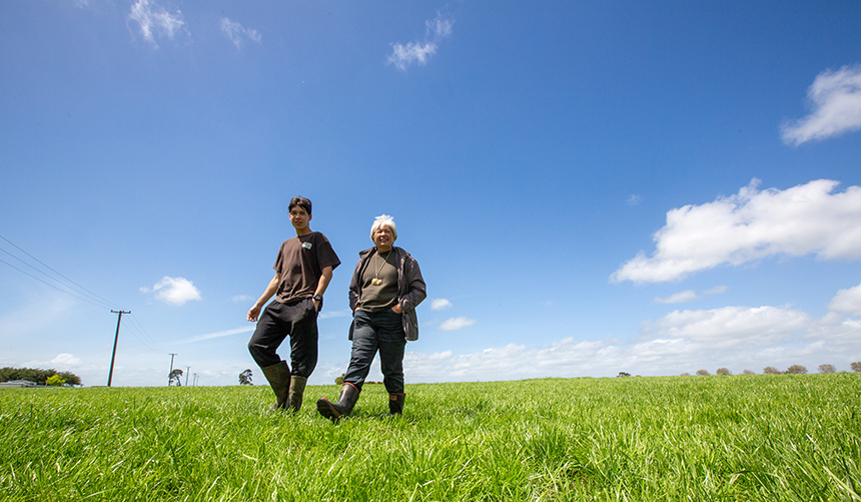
[[387, 393, 405, 416], [260, 362, 291, 412], [316, 383, 360, 422], [287, 376, 307, 413]]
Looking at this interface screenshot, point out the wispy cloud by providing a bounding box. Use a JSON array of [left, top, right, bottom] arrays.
[[627, 194, 643, 206], [431, 298, 453, 310], [231, 294, 253, 304], [439, 316, 475, 331], [173, 326, 253, 345], [612, 178, 861, 284], [388, 12, 454, 71], [781, 64, 861, 146], [140, 276, 201, 306], [220, 17, 262, 49], [51, 353, 81, 366], [128, 0, 187, 47], [654, 290, 698, 304], [704, 285, 728, 295], [319, 309, 351, 320]]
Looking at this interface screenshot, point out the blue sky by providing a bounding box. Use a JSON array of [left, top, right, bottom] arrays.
[[2, 0, 861, 387]]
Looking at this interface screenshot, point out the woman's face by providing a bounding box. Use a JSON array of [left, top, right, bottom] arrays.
[[372, 225, 394, 251]]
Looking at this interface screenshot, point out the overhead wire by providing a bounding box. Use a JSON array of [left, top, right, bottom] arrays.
[[0, 233, 169, 355], [125, 313, 168, 353], [0, 255, 115, 310], [0, 234, 119, 310]]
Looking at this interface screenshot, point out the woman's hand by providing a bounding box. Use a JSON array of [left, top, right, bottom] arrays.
[[391, 304, 403, 314]]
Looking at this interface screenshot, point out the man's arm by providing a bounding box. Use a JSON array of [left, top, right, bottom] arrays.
[[247, 273, 280, 322], [312, 266, 334, 311]]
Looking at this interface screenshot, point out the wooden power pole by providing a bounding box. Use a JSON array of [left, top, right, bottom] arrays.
[[107, 310, 130, 387]]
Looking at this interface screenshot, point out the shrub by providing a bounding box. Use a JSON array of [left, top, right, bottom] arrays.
[[696, 369, 710, 376], [716, 368, 731, 376], [763, 366, 782, 374], [742, 369, 755, 375], [851, 362, 861, 373], [786, 365, 807, 375], [46, 375, 66, 386], [818, 364, 836, 374]]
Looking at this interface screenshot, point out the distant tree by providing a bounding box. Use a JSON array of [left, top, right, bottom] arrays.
[[680, 372, 690, 376], [818, 364, 836, 374], [851, 362, 861, 373], [696, 369, 710, 376], [763, 366, 782, 374], [335, 373, 345, 385], [742, 369, 755, 375], [617, 372, 631, 377], [0, 367, 82, 386], [169, 369, 183, 386], [786, 365, 807, 375], [46, 374, 66, 386], [58, 371, 82, 386], [716, 368, 731, 376], [239, 369, 253, 385]]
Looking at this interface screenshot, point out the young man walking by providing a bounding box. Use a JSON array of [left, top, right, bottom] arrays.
[[247, 196, 340, 412]]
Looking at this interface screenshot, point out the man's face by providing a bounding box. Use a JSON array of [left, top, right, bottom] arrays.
[[372, 225, 394, 250], [289, 206, 311, 232]]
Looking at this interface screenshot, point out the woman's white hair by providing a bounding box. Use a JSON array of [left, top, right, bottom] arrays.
[[370, 214, 397, 242]]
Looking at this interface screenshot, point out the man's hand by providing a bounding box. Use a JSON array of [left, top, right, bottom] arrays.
[[247, 305, 262, 322], [391, 304, 403, 314]]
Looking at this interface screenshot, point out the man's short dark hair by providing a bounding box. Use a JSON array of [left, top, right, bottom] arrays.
[[288, 196, 312, 215]]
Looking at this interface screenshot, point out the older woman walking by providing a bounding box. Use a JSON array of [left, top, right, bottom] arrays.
[[317, 214, 426, 420]]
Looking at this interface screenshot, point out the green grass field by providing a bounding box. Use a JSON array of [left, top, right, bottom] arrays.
[[2, 374, 859, 501]]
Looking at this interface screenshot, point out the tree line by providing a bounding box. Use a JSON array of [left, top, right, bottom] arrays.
[[685, 362, 861, 376], [0, 367, 82, 386]]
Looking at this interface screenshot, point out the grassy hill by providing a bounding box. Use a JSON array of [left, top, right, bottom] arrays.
[[2, 374, 859, 501]]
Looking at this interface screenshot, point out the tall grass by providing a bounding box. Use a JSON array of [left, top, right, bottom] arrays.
[[2, 374, 859, 501]]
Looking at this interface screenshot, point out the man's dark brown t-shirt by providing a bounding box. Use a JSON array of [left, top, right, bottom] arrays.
[[273, 232, 340, 304]]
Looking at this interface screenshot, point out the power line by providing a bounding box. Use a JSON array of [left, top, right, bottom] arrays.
[[124, 314, 167, 353], [0, 234, 119, 309], [0, 256, 115, 310], [0, 234, 174, 363]]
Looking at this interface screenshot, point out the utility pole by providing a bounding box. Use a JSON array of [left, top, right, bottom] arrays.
[[168, 353, 177, 386], [185, 366, 190, 386], [107, 310, 130, 387]]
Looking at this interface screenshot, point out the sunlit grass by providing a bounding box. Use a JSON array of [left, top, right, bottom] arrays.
[[2, 374, 859, 501]]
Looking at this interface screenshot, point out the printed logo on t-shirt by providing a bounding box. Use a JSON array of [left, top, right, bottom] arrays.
[[302, 242, 313, 250]]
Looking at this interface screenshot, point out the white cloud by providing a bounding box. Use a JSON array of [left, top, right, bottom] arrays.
[[641, 305, 812, 348], [402, 300, 860, 382], [319, 309, 351, 320], [173, 326, 253, 344], [828, 280, 861, 317], [128, 0, 186, 47], [431, 298, 453, 310], [627, 194, 643, 206], [704, 285, 729, 295], [220, 17, 262, 49], [388, 12, 454, 71], [141, 276, 201, 306], [654, 290, 698, 304], [439, 316, 476, 331], [611, 179, 861, 283], [781, 64, 861, 146], [51, 353, 81, 366]]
